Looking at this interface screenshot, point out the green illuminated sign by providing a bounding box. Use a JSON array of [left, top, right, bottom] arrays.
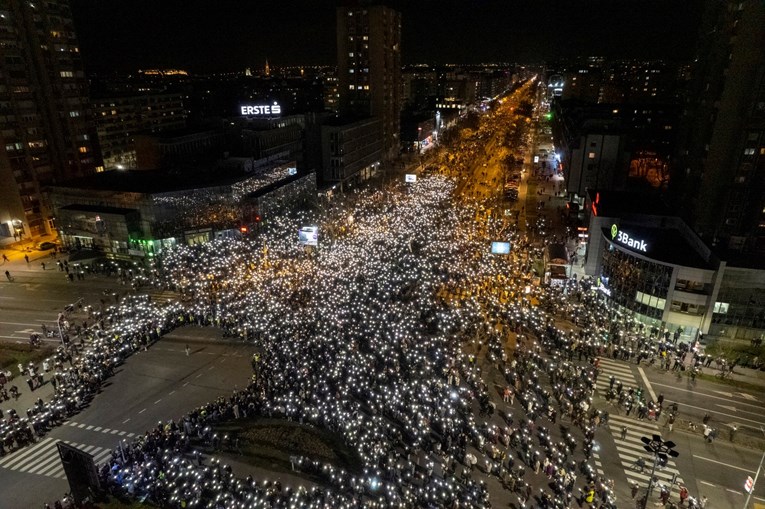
[[611, 224, 647, 252]]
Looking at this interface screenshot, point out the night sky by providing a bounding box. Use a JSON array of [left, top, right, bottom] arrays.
[[70, 0, 703, 73]]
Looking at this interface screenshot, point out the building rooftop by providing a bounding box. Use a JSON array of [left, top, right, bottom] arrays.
[[588, 189, 672, 218], [52, 169, 251, 195], [60, 204, 138, 216]]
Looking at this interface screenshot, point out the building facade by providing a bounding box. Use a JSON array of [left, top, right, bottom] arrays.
[[0, 0, 100, 243], [92, 92, 186, 171], [49, 161, 312, 257], [337, 1, 401, 159], [320, 116, 382, 188], [672, 0, 765, 255], [584, 190, 765, 342]]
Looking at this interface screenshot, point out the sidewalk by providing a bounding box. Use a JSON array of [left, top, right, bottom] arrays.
[[1, 366, 57, 425]]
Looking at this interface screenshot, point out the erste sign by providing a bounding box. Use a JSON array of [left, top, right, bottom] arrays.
[[240, 103, 281, 116]]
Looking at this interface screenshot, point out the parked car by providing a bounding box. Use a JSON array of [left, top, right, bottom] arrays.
[[37, 241, 56, 251]]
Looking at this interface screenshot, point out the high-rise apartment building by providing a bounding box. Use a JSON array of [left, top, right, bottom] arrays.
[[336, 1, 401, 160], [672, 0, 765, 255], [0, 0, 99, 241]]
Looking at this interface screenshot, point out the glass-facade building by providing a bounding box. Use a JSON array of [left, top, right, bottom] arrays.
[[601, 245, 672, 321]]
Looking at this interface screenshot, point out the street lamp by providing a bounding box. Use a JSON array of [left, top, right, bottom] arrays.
[[640, 434, 679, 509]]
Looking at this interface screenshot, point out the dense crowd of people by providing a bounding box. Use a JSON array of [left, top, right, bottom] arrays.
[[2, 85, 724, 509], [27, 172, 632, 508]]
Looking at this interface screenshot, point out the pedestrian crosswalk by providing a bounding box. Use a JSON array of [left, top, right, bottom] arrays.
[[608, 413, 684, 488], [143, 289, 179, 304], [0, 437, 114, 479], [590, 450, 606, 478], [64, 421, 137, 438], [598, 357, 639, 390]]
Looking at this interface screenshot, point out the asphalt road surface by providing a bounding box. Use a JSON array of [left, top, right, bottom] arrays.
[[0, 327, 255, 507]]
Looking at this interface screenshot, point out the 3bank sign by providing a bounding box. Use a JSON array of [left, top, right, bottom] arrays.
[[240, 102, 281, 116], [611, 224, 648, 252]]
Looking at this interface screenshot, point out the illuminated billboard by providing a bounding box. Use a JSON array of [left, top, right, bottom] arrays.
[[491, 241, 511, 254], [405, 174, 417, 183], [298, 226, 318, 246], [240, 103, 282, 116]]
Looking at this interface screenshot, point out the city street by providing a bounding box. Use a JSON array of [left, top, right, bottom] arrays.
[[0, 80, 763, 509], [0, 327, 254, 507]]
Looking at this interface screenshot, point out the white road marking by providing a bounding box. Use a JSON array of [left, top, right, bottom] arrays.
[[699, 480, 716, 487], [138, 408, 146, 414], [650, 383, 764, 410], [693, 455, 754, 472], [122, 419, 130, 424], [679, 403, 765, 428], [637, 367, 657, 403]]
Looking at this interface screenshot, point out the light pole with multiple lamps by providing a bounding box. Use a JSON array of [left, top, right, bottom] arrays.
[[640, 434, 679, 509]]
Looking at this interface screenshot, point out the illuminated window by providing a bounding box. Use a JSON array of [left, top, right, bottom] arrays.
[[348, 52, 354, 57], [95, 166, 104, 173], [744, 147, 755, 155], [69, 110, 79, 117], [713, 302, 729, 314], [59, 70, 73, 77], [588, 152, 596, 159], [78, 146, 88, 153]]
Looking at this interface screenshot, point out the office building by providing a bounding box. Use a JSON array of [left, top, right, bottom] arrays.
[[49, 160, 314, 256], [583, 189, 765, 343], [320, 116, 382, 188], [337, 1, 401, 159], [0, 0, 100, 243], [92, 92, 186, 171]]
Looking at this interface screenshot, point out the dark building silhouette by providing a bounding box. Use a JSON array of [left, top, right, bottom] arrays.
[[0, 0, 100, 241], [672, 0, 765, 255], [336, 0, 401, 159]]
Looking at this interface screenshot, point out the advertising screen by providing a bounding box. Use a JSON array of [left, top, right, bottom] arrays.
[[491, 241, 511, 254], [405, 174, 417, 183], [298, 226, 318, 246]]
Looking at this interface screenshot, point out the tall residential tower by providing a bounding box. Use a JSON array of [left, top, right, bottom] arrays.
[[672, 0, 765, 255], [0, 0, 99, 241], [336, 1, 401, 160]]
